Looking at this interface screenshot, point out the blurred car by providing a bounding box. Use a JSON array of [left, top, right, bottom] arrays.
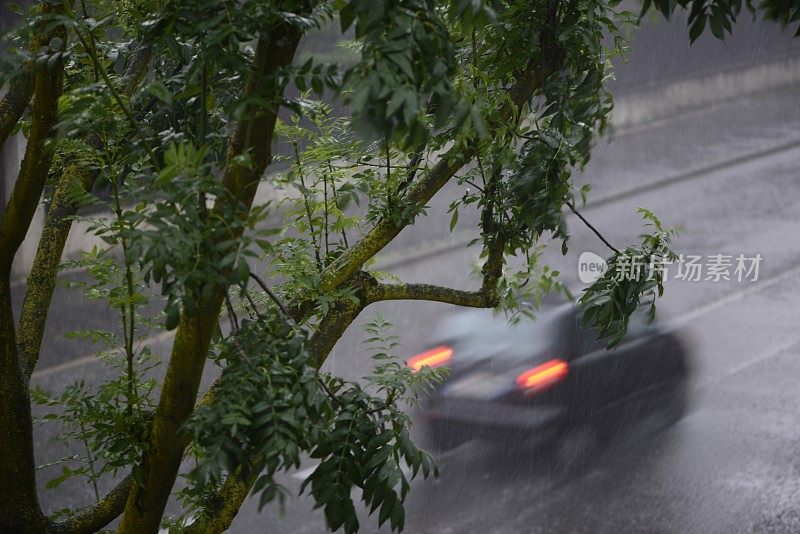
[[409, 303, 690, 463]]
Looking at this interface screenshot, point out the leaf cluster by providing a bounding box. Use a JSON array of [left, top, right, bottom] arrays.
[[182, 313, 445, 533], [579, 209, 680, 347], [642, 0, 800, 40]]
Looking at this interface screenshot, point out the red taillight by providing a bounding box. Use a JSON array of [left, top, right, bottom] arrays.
[[407, 346, 453, 372], [516, 359, 569, 392]]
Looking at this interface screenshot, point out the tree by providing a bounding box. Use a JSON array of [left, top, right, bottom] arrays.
[[639, 0, 800, 42], [0, 1, 679, 532]]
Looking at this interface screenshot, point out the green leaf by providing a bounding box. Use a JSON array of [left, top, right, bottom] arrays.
[[164, 304, 180, 330], [689, 14, 706, 43], [340, 2, 356, 33], [147, 81, 172, 105]]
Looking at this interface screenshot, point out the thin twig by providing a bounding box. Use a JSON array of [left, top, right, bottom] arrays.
[[293, 141, 323, 272], [68, 9, 157, 169], [78, 420, 101, 502], [327, 160, 349, 248], [224, 291, 240, 331], [79, 0, 99, 81], [229, 335, 252, 365], [463, 178, 485, 193], [323, 169, 330, 260], [248, 272, 289, 318], [240, 285, 266, 321], [566, 200, 620, 254], [329, 161, 410, 170], [395, 149, 424, 195], [316, 376, 341, 408], [385, 136, 393, 211]]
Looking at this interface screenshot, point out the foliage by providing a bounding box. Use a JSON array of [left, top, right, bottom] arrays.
[[180, 317, 324, 516], [181, 313, 445, 533], [580, 209, 680, 347], [33, 247, 158, 495], [641, 0, 800, 40], [301, 314, 446, 533], [0, 0, 701, 532], [340, 0, 457, 144]]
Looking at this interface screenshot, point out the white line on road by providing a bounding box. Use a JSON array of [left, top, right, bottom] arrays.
[[31, 330, 174, 379], [660, 263, 800, 335], [291, 462, 413, 482], [30, 242, 800, 381], [29, 138, 800, 379], [373, 137, 800, 271], [704, 336, 800, 388], [291, 465, 319, 481]]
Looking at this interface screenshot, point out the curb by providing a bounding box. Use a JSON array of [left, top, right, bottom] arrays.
[[11, 58, 800, 279], [612, 58, 800, 129]]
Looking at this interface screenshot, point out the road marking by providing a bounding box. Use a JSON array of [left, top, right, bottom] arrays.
[[612, 58, 800, 131], [31, 330, 174, 379], [13, 78, 800, 291], [660, 262, 800, 335], [30, 236, 800, 381], [704, 336, 800, 387], [291, 462, 413, 482], [613, 75, 800, 138], [28, 125, 800, 379], [291, 465, 318, 481], [373, 137, 800, 271]]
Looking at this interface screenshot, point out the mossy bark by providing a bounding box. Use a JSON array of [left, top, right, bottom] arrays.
[[0, 278, 47, 533], [183, 36, 560, 528], [317, 72, 548, 297], [48, 476, 134, 534], [0, 62, 34, 150], [0, 42, 65, 275], [0, 7, 66, 529], [16, 164, 91, 372], [117, 23, 302, 534], [17, 42, 152, 377]]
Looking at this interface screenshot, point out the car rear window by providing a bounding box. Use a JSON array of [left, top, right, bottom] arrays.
[[434, 306, 571, 362]]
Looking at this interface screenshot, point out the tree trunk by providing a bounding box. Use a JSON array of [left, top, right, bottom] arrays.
[[117, 24, 302, 533], [0, 5, 66, 528], [0, 279, 46, 532]]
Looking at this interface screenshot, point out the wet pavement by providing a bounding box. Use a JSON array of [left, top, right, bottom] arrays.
[[17, 19, 800, 534]]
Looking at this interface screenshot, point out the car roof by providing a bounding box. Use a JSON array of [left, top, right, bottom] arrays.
[[432, 304, 577, 362], [432, 302, 657, 362]]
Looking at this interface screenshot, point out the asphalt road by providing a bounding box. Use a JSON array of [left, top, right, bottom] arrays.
[[215, 82, 800, 534], [19, 29, 800, 534]]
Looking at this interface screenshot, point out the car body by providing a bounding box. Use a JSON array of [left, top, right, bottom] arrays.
[[410, 303, 691, 456]]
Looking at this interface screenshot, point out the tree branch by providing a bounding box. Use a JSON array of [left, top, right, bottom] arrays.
[[0, 4, 67, 529], [0, 0, 76, 150], [366, 282, 492, 308], [0, 13, 67, 277], [182, 465, 258, 534], [308, 293, 366, 368], [189, 246, 507, 531], [176, 11, 563, 532], [248, 272, 289, 318], [49, 475, 134, 534], [0, 62, 34, 150], [566, 200, 619, 254], [68, 13, 157, 168], [17, 40, 155, 377], [118, 21, 303, 533], [315, 60, 553, 297]]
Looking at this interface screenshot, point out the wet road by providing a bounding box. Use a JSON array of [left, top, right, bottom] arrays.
[[224, 82, 800, 534], [20, 22, 800, 534]]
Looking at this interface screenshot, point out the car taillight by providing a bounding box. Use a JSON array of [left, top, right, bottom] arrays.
[[516, 359, 569, 392], [407, 345, 453, 372]]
